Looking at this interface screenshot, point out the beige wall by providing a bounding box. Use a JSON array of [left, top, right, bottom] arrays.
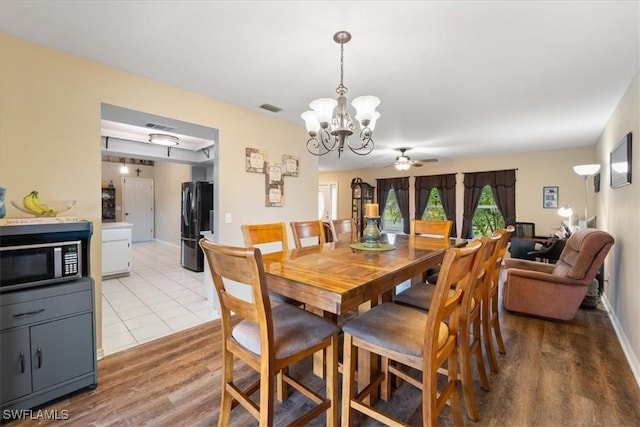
[[594, 72, 639, 382], [0, 34, 318, 356], [321, 145, 598, 237]]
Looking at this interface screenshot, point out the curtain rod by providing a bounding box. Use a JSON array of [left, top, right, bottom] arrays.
[[458, 168, 518, 175]]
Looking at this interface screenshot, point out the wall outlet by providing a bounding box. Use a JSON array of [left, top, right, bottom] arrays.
[[225, 213, 232, 224]]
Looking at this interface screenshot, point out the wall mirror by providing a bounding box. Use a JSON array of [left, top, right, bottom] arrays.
[[610, 132, 632, 188]]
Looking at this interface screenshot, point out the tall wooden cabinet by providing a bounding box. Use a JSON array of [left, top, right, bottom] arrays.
[[351, 178, 375, 238]]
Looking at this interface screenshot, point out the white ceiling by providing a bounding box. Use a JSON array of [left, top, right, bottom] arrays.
[[1, 1, 638, 171]]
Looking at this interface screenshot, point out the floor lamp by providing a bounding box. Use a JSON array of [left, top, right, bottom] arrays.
[[572, 163, 600, 228]]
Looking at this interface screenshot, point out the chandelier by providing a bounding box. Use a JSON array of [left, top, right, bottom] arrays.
[[301, 31, 380, 158]]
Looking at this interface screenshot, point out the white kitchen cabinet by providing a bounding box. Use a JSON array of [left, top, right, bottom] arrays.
[[102, 223, 132, 278]]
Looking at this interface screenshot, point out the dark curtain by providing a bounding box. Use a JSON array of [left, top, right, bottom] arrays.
[[461, 169, 516, 239], [490, 169, 517, 227], [415, 174, 457, 237], [377, 177, 410, 234]]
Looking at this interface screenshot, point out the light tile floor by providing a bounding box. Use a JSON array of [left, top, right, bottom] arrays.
[[101, 240, 218, 356]]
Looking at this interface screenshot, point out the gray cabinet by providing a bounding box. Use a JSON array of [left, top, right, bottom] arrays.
[[0, 278, 97, 419]]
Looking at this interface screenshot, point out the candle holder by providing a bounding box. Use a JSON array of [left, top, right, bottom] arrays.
[[363, 216, 381, 248]]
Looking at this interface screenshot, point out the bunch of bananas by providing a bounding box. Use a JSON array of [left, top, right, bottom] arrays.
[[22, 191, 57, 215]]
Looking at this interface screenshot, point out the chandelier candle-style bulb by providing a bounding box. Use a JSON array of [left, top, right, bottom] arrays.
[[302, 31, 380, 158]]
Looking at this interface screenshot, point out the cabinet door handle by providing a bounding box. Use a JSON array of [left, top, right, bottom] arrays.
[[36, 347, 43, 369], [19, 352, 25, 373], [13, 308, 45, 318]]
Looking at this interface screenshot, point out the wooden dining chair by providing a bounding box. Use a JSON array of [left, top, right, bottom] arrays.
[[393, 235, 497, 421], [341, 240, 483, 427], [199, 239, 340, 427], [410, 219, 453, 239], [290, 220, 327, 248], [410, 219, 454, 284], [329, 218, 356, 243], [241, 222, 289, 253], [457, 233, 500, 421], [482, 225, 514, 373]]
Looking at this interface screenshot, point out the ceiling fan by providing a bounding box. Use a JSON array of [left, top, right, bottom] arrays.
[[388, 148, 437, 170]]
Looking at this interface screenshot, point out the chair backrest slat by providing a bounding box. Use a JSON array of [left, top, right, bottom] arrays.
[[411, 219, 453, 239], [241, 222, 289, 253], [290, 220, 327, 248]]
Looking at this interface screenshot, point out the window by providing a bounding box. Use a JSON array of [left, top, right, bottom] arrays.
[[421, 188, 446, 220], [381, 189, 404, 232], [472, 185, 505, 237]]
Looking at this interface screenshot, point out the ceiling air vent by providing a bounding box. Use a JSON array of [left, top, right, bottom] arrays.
[[144, 122, 177, 132], [259, 103, 282, 113]]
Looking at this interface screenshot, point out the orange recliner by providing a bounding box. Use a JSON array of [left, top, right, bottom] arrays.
[[502, 228, 614, 321]]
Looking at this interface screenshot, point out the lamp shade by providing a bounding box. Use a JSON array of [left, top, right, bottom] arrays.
[[301, 110, 321, 134], [309, 98, 337, 125], [351, 96, 380, 123], [395, 162, 411, 171], [558, 205, 573, 218], [573, 164, 601, 176], [356, 111, 380, 131]]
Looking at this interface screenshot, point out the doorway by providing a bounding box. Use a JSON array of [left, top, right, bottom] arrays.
[[122, 177, 154, 242], [318, 182, 338, 220]]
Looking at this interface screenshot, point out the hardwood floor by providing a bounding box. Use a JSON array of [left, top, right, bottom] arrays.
[[6, 301, 640, 426]]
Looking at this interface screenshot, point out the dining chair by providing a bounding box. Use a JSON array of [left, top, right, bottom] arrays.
[[329, 218, 356, 243], [290, 219, 327, 248], [341, 240, 483, 427], [394, 234, 498, 421], [410, 219, 454, 284], [410, 219, 453, 239], [199, 239, 340, 427], [241, 222, 300, 305], [482, 225, 514, 373]]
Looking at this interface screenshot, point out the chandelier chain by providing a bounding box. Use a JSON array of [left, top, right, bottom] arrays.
[[337, 40, 347, 96]]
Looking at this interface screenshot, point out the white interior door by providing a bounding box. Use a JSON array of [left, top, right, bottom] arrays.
[[318, 182, 337, 220], [122, 177, 154, 242]]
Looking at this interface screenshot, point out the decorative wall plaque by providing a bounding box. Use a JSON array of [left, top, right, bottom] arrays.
[[245, 148, 267, 173]]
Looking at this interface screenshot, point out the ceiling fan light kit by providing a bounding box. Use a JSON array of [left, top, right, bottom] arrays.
[[301, 31, 380, 158]]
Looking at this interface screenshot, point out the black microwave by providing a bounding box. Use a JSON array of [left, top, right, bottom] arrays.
[[0, 240, 82, 291]]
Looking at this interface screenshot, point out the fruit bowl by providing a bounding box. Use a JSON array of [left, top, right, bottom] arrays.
[[11, 200, 76, 217]]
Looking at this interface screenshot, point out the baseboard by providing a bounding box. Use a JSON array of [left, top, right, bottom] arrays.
[[601, 294, 640, 388], [96, 347, 105, 361]]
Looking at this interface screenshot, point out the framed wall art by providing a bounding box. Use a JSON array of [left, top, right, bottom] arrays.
[[543, 186, 558, 208], [282, 154, 299, 177], [265, 163, 284, 207], [610, 132, 632, 189], [245, 147, 267, 173]]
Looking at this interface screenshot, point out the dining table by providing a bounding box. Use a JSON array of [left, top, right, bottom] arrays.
[[261, 233, 467, 397]]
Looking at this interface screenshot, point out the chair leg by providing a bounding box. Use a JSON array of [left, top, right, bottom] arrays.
[[218, 349, 234, 427], [341, 334, 356, 427], [483, 292, 500, 373], [492, 296, 506, 354], [459, 326, 480, 422], [473, 320, 490, 392], [326, 335, 339, 427], [276, 368, 288, 402], [258, 364, 275, 426], [447, 351, 465, 427]]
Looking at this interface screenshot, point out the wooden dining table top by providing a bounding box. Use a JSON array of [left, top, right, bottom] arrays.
[[262, 234, 467, 316]]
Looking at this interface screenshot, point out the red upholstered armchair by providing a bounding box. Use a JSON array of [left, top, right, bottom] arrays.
[[502, 229, 614, 320]]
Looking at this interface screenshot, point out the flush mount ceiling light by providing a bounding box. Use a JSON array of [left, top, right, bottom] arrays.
[[301, 31, 380, 158], [149, 133, 179, 146]]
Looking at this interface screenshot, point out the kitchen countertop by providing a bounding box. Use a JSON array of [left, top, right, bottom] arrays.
[[102, 222, 133, 229]]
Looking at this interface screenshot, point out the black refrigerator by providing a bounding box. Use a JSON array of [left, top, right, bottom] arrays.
[[181, 181, 213, 272]]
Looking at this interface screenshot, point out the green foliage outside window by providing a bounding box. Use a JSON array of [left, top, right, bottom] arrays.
[[472, 185, 505, 237], [421, 188, 446, 220], [381, 190, 403, 232]]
